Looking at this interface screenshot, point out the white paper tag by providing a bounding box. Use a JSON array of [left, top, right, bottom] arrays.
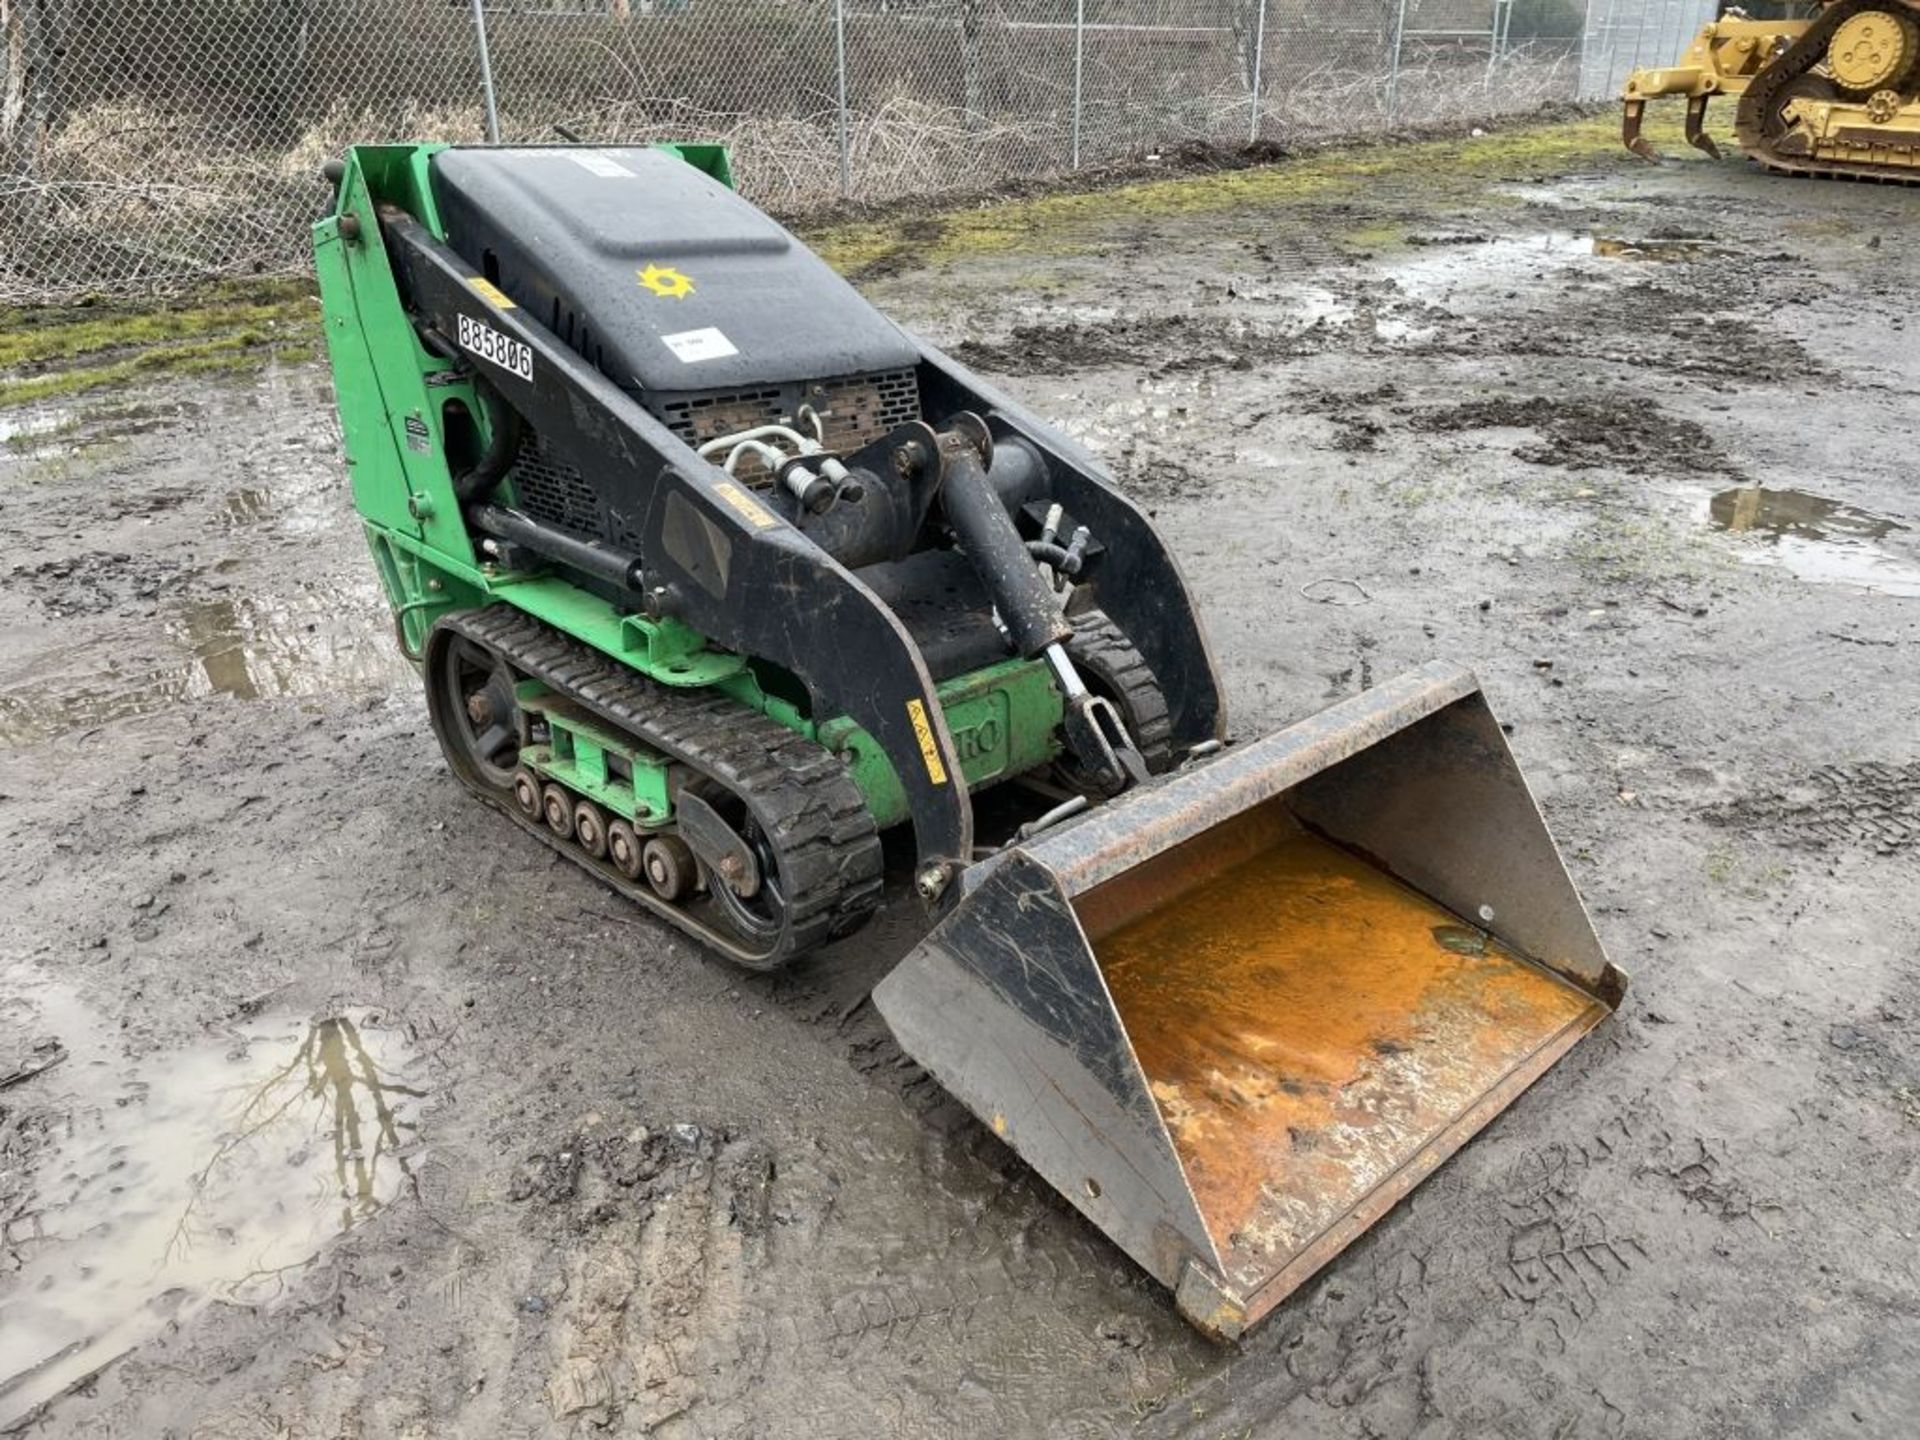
[[564, 151, 634, 179], [661, 327, 739, 364]]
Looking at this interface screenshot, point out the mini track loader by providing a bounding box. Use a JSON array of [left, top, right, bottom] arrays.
[[314, 144, 1624, 1340], [1622, 1, 1920, 178]]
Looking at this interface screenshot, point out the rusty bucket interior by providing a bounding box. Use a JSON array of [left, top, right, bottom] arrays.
[[874, 662, 1626, 1341]]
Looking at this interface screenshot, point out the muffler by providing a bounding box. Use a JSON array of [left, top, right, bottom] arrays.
[[874, 662, 1625, 1340]]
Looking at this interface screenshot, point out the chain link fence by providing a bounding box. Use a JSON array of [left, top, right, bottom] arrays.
[[1, 0, 1707, 304]]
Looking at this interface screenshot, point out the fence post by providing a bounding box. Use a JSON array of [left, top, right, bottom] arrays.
[[1248, 0, 1267, 143], [1072, 0, 1085, 168], [1386, 0, 1410, 125], [468, 0, 501, 143], [835, 0, 851, 196]]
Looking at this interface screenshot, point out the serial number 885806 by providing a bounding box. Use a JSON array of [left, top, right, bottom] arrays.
[[457, 314, 533, 382]]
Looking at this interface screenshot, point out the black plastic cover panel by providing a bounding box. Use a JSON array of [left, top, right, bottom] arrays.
[[429, 146, 918, 395]]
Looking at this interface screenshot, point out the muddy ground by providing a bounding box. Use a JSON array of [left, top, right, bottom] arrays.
[[3, 120, 1917, 1438]]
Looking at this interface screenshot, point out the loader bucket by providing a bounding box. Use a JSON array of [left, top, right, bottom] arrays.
[[873, 662, 1625, 1340]]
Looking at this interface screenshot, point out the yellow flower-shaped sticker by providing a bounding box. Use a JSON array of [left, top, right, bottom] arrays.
[[637, 263, 695, 299]]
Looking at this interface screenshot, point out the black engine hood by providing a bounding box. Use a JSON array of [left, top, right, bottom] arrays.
[[429, 145, 917, 396]]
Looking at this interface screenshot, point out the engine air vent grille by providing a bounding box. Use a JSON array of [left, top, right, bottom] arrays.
[[505, 430, 600, 540], [652, 368, 921, 478]]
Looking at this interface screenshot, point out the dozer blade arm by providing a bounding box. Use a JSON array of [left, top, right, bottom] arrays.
[[876, 662, 1625, 1340]]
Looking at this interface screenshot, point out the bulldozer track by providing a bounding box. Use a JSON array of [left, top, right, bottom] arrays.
[[1737, 0, 1920, 184], [431, 604, 883, 968]]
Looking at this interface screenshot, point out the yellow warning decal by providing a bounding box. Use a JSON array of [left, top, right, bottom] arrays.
[[467, 276, 516, 310], [714, 481, 779, 530], [906, 698, 949, 786], [637, 263, 695, 299]]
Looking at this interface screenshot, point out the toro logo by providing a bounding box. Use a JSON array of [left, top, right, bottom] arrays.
[[951, 715, 1002, 764]]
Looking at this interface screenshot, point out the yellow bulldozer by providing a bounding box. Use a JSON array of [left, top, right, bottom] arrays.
[[1622, 1, 1920, 177]]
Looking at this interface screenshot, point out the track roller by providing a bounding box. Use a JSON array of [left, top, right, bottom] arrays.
[[512, 767, 543, 820], [573, 800, 609, 860], [541, 783, 575, 839], [643, 835, 697, 902], [608, 818, 644, 880]]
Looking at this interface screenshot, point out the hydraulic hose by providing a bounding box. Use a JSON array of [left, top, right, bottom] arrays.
[[453, 380, 522, 505]]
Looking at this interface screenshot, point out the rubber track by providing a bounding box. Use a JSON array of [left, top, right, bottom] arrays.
[[444, 604, 883, 966], [1067, 609, 1174, 773]]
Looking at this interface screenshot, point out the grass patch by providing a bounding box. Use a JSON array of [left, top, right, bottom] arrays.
[[0, 277, 320, 409], [0, 334, 318, 407], [806, 112, 1690, 277], [1342, 222, 1405, 251]]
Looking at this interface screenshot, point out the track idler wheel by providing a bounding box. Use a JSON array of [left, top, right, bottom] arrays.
[[433, 635, 523, 791]]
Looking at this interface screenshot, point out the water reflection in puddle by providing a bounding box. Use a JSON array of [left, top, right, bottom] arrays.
[[0, 585, 412, 746], [1382, 231, 1736, 303], [1385, 231, 1596, 297], [1704, 486, 1920, 597], [1286, 284, 1435, 344], [0, 401, 206, 460], [0, 406, 77, 450], [0, 992, 424, 1424], [172, 592, 408, 703]]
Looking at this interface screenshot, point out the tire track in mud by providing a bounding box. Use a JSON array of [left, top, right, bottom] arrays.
[[1129, 1097, 1785, 1438], [1704, 760, 1920, 858], [520, 1106, 1191, 1438], [534, 1127, 770, 1434]]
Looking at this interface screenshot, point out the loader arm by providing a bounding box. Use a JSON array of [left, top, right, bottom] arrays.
[[376, 210, 976, 891], [917, 348, 1226, 750]]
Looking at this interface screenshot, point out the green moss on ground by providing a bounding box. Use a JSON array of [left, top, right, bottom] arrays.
[[0, 278, 320, 409], [806, 111, 1691, 277]]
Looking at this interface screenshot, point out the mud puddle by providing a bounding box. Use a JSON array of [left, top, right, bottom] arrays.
[[0, 399, 205, 458], [1702, 486, 1920, 597], [1384, 231, 1594, 299], [220, 446, 350, 537], [1284, 284, 1436, 345], [0, 405, 76, 450], [0, 974, 424, 1426], [0, 585, 412, 745], [1383, 230, 1738, 304], [1590, 235, 1738, 262]]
